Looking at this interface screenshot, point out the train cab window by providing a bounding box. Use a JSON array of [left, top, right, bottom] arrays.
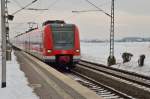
[[52, 24, 74, 50]]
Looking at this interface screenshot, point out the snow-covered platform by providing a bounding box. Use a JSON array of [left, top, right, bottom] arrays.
[[0, 51, 39, 99], [14, 51, 102, 99]]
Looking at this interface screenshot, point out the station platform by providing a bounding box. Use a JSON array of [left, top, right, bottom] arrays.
[[15, 51, 103, 99]]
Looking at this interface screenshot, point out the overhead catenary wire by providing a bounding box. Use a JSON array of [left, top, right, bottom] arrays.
[[72, 10, 102, 13], [66, 0, 110, 21], [9, 0, 63, 39], [84, 0, 111, 17], [30, 0, 61, 24], [11, 0, 38, 15], [10, 0, 111, 32]]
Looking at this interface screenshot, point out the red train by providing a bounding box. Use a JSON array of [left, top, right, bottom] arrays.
[[12, 20, 80, 68]]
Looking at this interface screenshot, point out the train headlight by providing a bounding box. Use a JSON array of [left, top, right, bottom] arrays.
[[47, 50, 52, 53], [61, 24, 64, 27], [76, 50, 80, 53]]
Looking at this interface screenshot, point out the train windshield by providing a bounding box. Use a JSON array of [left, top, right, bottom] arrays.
[[52, 24, 74, 50]]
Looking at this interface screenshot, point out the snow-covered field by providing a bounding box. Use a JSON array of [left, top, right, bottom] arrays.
[[0, 52, 39, 99], [81, 42, 150, 76]]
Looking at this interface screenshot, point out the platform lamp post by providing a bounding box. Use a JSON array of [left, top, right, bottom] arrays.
[[72, 0, 116, 66], [1, 0, 38, 88]]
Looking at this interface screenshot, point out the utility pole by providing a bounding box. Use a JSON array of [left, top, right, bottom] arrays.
[[1, 0, 7, 88], [72, 0, 116, 66], [107, 0, 116, 66], [5, 0, 12, 61], [1, 0, 38, 88]]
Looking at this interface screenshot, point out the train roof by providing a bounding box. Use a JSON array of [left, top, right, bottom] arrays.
[[42, 20, 65, 26], [14, 20, 76, 38]]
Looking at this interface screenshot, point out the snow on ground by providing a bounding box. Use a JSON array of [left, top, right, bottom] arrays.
[[0, 51, 39, 99], [0, 42, 149, 98], [81, 42, 150, 76]]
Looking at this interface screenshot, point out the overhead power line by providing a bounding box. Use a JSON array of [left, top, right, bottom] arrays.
[[72, 10, 101, 13], [11, 0, 38, 15], [24, 0, 60, 12], [26, 8, 48, 11], [84, 0, 111, 17]]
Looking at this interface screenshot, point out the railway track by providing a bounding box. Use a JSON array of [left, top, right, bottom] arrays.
[[15, 50, 150, 98], [72, 59, 150, 99], [79, 60, 150, 88], [66, 72, 133, 99]]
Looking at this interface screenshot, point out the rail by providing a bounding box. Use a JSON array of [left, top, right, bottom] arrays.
[[79, 60, 150, 88], [72, 59, 150, 98]]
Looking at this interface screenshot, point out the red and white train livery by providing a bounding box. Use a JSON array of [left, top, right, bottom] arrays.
[[12, 20, 80, 68]]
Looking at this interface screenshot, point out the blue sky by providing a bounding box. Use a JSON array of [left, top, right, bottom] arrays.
[[4, 0, 150, 40]]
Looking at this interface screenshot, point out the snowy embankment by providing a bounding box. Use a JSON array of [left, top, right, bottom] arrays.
[[0, 52, 39, 99], [81, 42, 150, 76]]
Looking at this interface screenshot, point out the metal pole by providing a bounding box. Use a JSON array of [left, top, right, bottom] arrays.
[[110, 0, 114, 57], [5, 0, 12, 61], [107, 0, 116, 66], [1, 0, 7, 88], [72, 0, 116, 66]]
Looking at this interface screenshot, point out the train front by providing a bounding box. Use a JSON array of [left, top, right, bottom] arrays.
[[43, 21, 80, 68]]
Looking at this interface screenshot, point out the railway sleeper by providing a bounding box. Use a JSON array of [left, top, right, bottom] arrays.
[[74, 65, 150, 99]]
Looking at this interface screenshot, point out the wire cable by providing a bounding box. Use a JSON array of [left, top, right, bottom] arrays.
[[11, 0, 38, 15], [84, 0, 111, 17]]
